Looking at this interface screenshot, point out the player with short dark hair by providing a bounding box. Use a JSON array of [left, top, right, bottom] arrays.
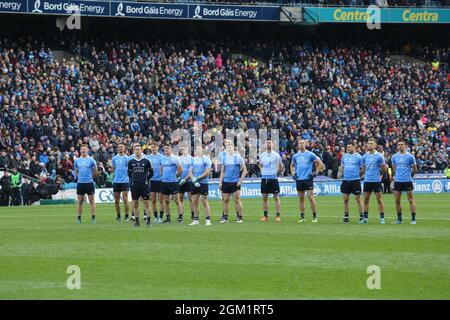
[[112, 143, 130, 222], [259, 140, 284, 222], [360, 138, 386, 224], [160, 145, 183, 223], [218, 141, 247, 223], [127, 144, 153, 227], [392, 140, 418, 224], [147, 143, 164, 223], [340, 143, 364, 224], [188, 146, 212, 226], [290, 140, 324, 223], [74, 144, 98, 224]]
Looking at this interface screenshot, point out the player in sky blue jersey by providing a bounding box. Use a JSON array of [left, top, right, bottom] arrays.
[[392, 139, 418, 224], [188, 145, 213, 226], [111, 144, 130, 222], [147, 144, 165, 223], [178, 146, 195, 222], [74, 144, 98, 224], [258, 140, 284, 222], [218, 141, 247, 223], [160, 145, 184, 223], [217, 139, 240, 220], [217, 139, 231, 172], [290, 140, 324, 223], [340, 143, 364, 224], [361, 138, 386, 224]]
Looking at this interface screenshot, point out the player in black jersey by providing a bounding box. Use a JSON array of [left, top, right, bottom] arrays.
[[127, 143, 153, 227]]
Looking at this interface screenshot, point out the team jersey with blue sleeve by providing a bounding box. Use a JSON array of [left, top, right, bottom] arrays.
[[218, 150, 226, 165], [220, 152, 245, 183], [161, 155, 181, 183], [147, 153, 163, 181], [74, 156, 97, 184], [291, 151, 318, 180], [180, 155, 193, 179], [392, 152, 416, 182], [341, 153, 363, 181], [112, 154, 129, 183], [192, 156, 212, 184], [362, 151, 385, 183], [259, 151, 282, 179]]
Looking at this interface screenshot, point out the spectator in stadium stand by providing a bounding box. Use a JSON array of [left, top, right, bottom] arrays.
[[322, 146, 333, 177], [21, 177, 33, 206], [38, 163, 48, 180], [330, 153, 340, 179], [105, 167, 114, 188], [0, 151, 8, 169], [381, 166, 392, 194], [282, 154, 291, 177], [215, 53, 223, 70], [95, 165, 108, 188], [0, 171, 11, 206]]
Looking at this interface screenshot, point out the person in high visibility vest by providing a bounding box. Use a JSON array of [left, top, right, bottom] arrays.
[[431, 61, 439, 71], [249, 59, 258, 70], [10, 167, 22, 206], [445, 165, 450, 179]]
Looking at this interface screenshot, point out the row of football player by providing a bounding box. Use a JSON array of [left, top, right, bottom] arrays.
[[73, 138, 417, 226]]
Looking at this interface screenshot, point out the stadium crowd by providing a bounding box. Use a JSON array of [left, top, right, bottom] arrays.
[[0, 34, 448, 201]]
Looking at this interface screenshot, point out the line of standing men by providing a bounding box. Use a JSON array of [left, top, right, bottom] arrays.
[[74, 138, 417, 226]]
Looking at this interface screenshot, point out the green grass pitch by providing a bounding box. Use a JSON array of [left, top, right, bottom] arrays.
[[0, 194, 449, 300]]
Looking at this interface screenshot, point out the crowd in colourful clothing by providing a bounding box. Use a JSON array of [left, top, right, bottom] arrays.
[[0, 35, 448, 187]]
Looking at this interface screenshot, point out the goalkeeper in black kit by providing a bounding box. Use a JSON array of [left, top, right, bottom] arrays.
[[128, 143, 153, 227]]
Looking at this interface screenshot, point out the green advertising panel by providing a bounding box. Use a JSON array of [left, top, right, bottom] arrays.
[[303, 6, 450, 24]]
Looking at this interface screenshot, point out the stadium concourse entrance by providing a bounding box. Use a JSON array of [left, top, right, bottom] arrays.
[[0, 13, 449, 54]]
